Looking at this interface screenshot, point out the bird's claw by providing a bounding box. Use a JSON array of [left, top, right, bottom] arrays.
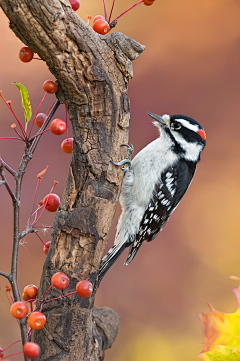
[[111, 143, 134, 172], [111, 159, 132, 167], [120, 143, 134, 159]]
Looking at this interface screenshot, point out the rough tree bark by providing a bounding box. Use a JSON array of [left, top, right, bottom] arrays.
[[0, 1, 145, 360]]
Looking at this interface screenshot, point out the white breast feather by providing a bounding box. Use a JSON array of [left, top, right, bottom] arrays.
[[114, 131, 178, 245]]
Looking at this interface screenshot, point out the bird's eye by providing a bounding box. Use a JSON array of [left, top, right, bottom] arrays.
[[171, 121, 181, 130]]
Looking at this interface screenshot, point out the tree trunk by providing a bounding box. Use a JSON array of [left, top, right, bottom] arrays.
[[0, 0, 145, 359]]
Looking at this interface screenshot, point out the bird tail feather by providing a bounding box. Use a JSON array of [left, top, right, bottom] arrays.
[[98, 241, 127, 286], [125, 241, 142, 265]]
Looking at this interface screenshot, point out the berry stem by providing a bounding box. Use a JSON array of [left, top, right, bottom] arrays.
[[28, 92, 47, 138], [28, 204, 44, 227], [102, 0, 108, 22], [2, 340, 21, 352], [5, 288, 13, 305], [44, 290, 77, 303], [12, 126, 25, 141], [35, 225, 52, 229], [0, 137, 24, 142], [40, 285, 53, 311], [29, 128, 50, 141], [29, 100, 60, 155], [8, 103, 27, 140], [87, 15, 91, 25], [35, 232, 47, 246], [2, 350, 23, 359], [28, 328, 33, 341], [30, 300, 33, 313], [32, 181, 58, 226], [110, 0, 143, 24], [29, 179, 40, 224], [109, 0, 116, 22], [0, 92, 27, 139], [25, 298, 42, 304]]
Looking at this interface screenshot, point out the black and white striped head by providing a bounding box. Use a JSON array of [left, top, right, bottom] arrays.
[[148, 113, 206, 162]]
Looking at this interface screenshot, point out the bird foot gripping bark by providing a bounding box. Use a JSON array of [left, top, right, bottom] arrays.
[[111, 143, 134, 172]]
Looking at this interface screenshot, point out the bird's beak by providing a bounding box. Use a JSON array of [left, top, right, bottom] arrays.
[[147, 112, 170, 127]]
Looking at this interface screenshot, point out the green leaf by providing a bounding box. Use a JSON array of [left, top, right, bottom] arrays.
[[13, 82, 32, 130], [199, 345, 240, 361]]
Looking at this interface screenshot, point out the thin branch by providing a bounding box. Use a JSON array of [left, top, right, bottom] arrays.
[[7, 101, 59, 350], [28, 92, 47, 138], [0, 159, 18, 178], [0, 167, 18, 204], [29, 100, 60, 155], [19, 227, 38, 240], [0, 270, 11, 280]]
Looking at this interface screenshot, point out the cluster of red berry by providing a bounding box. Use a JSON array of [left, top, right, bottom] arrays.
[[3, 276, 93, 359], [92, 0, 155, 35], [18, 0, 155, 41], [0, 80, 73, 154]]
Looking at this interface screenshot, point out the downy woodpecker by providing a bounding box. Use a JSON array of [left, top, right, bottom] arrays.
[[98, 113, 206, 284]]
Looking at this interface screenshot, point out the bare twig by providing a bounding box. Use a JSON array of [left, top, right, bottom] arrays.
[[6, 99, 60, 352], [0, 270, 11, 280], [19, 227, 38, 240], [0, 159, 18, 178], [30, 100, 60, 155], [0, 167, 18, 204]]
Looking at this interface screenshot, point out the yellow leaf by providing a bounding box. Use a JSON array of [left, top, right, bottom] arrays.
[[199, 281, 240, 360]]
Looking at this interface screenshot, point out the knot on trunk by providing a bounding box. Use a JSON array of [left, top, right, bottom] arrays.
[[92, 306, 120, 360], [107, 32, 145, 79]]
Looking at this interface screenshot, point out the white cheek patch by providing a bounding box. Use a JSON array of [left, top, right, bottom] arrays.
[[177, 118, 199, 132], [173, 132, 203, 161]]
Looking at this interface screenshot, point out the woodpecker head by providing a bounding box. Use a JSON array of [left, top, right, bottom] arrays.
[[148, 112, 206, 162]]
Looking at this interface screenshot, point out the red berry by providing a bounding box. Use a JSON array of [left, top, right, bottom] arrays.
[[43, 193, 60, 212], [61, 138, 73, 154], [52, 272, 69, 290], [22, 292, 29, 301], [23, 342, 41, 359], [19, 47, 34, 62], [43, 241, 51, 255], [0, 347, 3, 358], [76, 280, 93, 298], [69, 0, 80, 11], [143, 0, 154, 4], [50, 118, 66, 135], [43, 80, 58, 94], [10, 301, 28, 319], [23, 284, 38, 299], [35, 113, 46, 128], [92, 19, 110, 35], [27, 312, 46, 330], [93, 15, 105, 23]]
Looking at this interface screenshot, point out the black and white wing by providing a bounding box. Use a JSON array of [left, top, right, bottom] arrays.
[[125, 160, 196, 264]]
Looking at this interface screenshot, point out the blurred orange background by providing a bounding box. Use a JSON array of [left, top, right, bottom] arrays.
[[1, 0, 240, 360]]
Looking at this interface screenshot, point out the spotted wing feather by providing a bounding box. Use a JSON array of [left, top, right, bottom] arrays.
[[125, 160, 196, 264]]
